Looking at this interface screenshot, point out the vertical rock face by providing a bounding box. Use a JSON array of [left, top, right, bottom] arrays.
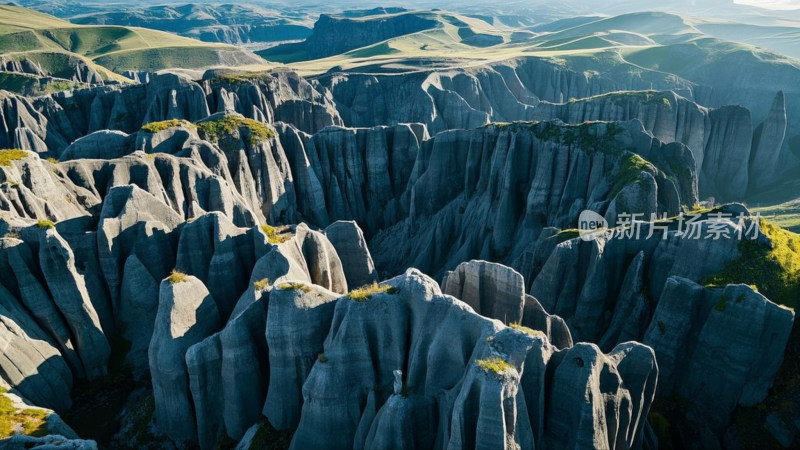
[[302, 13, 439, 59], [149, 276, 221, 446], [291, 124, 422, 233], [528, 216, 745, 344], [749, 91, 787, 192], [0, 151, 93, 222], [324, 221, 378, 288], [38, 228, 110, 380], [521, 294, 573, 350], [289, 269, 656, 450], [0, 59, 794, 200], [2, 237, 84, 378], [643, 278, 794, 431], [263, 284, 339, 430], [185, 332, 224, 450], [543, 342, 657, 450], [442, 260, 526, 325], [97, 184, 182, 373], [701, 106, 752, 199], [371, 120, 696, 278], [175, 212, 255, 320], [0, 288, 73, 412], [295, 224, 349, 294], [186, 288, 271, 450]]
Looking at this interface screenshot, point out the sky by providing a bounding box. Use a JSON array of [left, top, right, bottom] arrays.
[[735, 0, 800, 9]]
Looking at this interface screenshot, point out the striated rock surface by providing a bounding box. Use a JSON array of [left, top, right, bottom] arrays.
[[371, 120, 696, 278], [643, 278, 794, 431], [0, 29, 798, 449], [442, 260, 526, 325], [324, 221, 378, 288], [149, 276, 221, 446], [263, 283, 339, 430], [290, 269, 656, 450], [0, 56, 792, 201]]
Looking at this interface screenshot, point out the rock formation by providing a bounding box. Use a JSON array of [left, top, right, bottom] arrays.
[[0, 37, 797, 449]]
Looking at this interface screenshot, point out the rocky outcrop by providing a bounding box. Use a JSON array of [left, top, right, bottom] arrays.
[[324, 221, 377, 288], [0, 25, 797, 449], [528, 211, 746, 343], [0, 53, 104, 85], [0, 287, 73, 412], [0, 118, 700, 287], [290, 269, 656, 450], [82, 238, 658, 450], [301, 12, 439, 59], [442, 260, 573, 349], [1, 70, 340, 157], [0, 435, 98, 450], [263, 284, 339, 430], [277, 123, 422, 234], [0, 151, 91, 222], [315, 56, 702, 134], [370, 120, 696, 277], [0, 56, 791, 201], [443, 260, 527, 325], [533, 91, 758, 200], [38, 227, 110, 379], [643, 278, 793, 432], [149, 276, 221, 446], [749, 90, 787, 192], [61, 130, 136, 160]]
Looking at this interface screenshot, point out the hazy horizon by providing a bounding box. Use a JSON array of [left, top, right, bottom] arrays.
[[736, 0, 800, 9]]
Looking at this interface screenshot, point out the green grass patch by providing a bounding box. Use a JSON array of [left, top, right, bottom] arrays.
[[253, 278, 270, 291], [261, 224, 292, 244], [209, 71, 272, 85], [347, 282, 399, 302], [509, 322, 545, 338], [197, 116, 275, 146], [94, 46, 251, 73], [140, 119, 195, 134], [476, 356, 515, 375], [753, 200, 800, 234], [0, 149, 28, 167], [36, 219, 55, 229], [0, 388, 49, 438], [702, 219, 800, 309], [277, 282, 311, 293], [317, 353, 328, 363], [167, 269, 188, 284], [554, 228, 581, 242], [609, 153, 654, 199]]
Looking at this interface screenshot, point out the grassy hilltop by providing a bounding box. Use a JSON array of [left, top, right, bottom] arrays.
[[0, 5, 265, 77]]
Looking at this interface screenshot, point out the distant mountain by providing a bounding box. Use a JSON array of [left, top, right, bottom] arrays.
[[69, 4, 313, 46], [0, 4, 266, 88], [259, 10, 508, 63]]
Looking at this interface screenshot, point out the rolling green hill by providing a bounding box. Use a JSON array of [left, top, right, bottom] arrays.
[[68, 3, 313, 46], [0, 5, 265, 77]]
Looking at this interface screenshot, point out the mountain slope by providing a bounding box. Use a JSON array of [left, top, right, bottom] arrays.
[[69, 3, 313, 46], [0, 5, 265, 75]]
